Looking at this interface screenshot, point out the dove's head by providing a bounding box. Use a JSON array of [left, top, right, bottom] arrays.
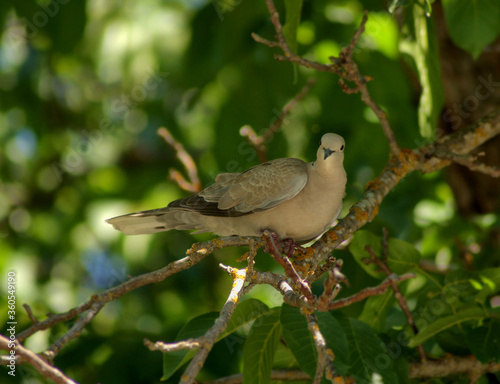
[[316, 133, 345, 166]]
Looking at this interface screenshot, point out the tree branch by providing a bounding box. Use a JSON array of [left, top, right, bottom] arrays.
[[409, 356, 500, 381], [145, 265, 247, 383], [202, 369, 310, 384], [308, 109, 500, 266], [364, 230, 426, 362], [158, 127, 202, 193], [304, 312, 337, 383], [326, 273, 415, 311], [253, 3, 400, 155], [240, 78, 316, 162], [434, 151, 500, 177], [17, 237, 233, 344], [12, 109, 500, 381], [0, 336, 76, 384]]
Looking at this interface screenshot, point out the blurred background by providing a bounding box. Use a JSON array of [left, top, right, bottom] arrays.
[[0, 0, 498, 382]]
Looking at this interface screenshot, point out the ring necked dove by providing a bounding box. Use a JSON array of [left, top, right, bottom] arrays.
[[106, 133, 346, 244]]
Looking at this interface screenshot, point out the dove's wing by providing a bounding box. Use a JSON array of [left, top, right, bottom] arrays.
[[159, 159, 306, 218], [215, 173, 240, 183], [202, 158, 308, 213]]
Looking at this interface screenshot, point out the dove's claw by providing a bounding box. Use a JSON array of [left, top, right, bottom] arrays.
[[282, 239, 305, 258], [262, 230, 303, 258]]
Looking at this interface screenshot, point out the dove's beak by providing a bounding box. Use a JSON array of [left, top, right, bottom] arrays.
[[323, 148, 334, 160]]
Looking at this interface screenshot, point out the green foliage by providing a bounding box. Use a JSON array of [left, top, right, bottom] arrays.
[[349, 230, 421, 279], [163, 299, 270, 380], [407, 305, 487, 347], [281, 304, 349, 376], [0, 0, 499, 383], [465, 318, 500, 364], [442, 0, 500, 58], [339, 314, 400, 383], [162, 301, 405, 382], [242, 308, 281, 384], [163, 313, 220, 380], [358, 290, 395, 332]]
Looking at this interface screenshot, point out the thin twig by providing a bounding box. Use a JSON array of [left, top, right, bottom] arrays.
[[250, 33, 280, 48], [316, 261, 345, 309], [144, 339, 200, 353], [337, 12, 400, 155], [304, 313, 337, 383], [0, 335, 77, 384], [240, 78, 316, 162], [264, 78, 316, 143], [23, 304, 38, 324], [327, 273, 415, 311], [409, 355, 500, 380], [18, 235, 246, 343], [364, 242, 426, 362], [254, 2, 400, 155], [306, 255, 337, 283], [9, 109, 500, 381], [309, 109, 500, 267], [434, 151, 500, 177], [248, 266, 414, 313], [246, 238, 257, 276], [43, 302, 105, 362], [158, 127, 202, 193], [203, 369, 310, 384], [274, 253, 315, 301]]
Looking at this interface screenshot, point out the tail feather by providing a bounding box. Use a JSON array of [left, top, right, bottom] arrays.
[[106, 211, 168, 235], [106, 208, 205, 235]]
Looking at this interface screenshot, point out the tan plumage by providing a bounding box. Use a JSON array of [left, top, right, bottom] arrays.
[[106, 133, 347, 243]]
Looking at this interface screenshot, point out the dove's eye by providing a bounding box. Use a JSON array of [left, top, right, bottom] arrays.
[[340, 144, 344, 151]]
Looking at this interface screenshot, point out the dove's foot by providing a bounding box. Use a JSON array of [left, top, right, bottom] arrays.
[[261, 230, 304, 258], [282, 238, 306, 258]]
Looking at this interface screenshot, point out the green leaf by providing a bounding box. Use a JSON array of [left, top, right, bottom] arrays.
[[223, 298, 271, 337], [339, 315, 399, 384], [162, 299, 270, 381], [479, 268, 500, 294], [281, 304, 317, 378], [162, 312, 218, 380], [315, 312, 350, 376], [243, 308, 282, 384], [349, 230, 384, 279], [358, 290, 395, 332], [386, 237, 421, 275], [280, 304, 349, 377], [442, 0, 500, 59], [393, 353, 410, 384], [408, 305, 487, 348], [349, 230, 421, 279], [400, 3, 444, 139], [283, 0, 303, 55], [465, 319, 500, 363]]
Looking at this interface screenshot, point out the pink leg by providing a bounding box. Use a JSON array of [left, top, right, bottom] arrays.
[[282, 238, 306, 258], [261, 229, 304, 258], [262, 229, 282, 257]]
